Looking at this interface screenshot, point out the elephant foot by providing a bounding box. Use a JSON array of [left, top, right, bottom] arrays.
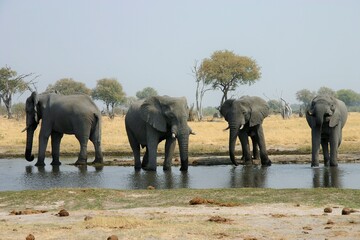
[[261, 159, 272, 166], [163, 165, 171, 171], [75, 159, 87, 165], [311, 162, 319, 167], [330, 162, 338, 167], [50, 161, 62, 166], [134, 166, 142, 171], [92, 158, 103, 164], [142, 166, 157, 171], [35, 161, 45, 167]]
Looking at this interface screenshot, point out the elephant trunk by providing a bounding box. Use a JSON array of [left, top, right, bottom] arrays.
[[25, 125, 36, 162], [229, 122, 240, 166], [177, 132, 189, 171]]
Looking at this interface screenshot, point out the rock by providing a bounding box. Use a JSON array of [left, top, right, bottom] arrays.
[[208, 216, 232, 223], [324, 207, 332, 213], [26, 234, 35, 240], [107, 235, 119, 240], [342, 208, 351, 215], [84, 216, 93, 221], [57, 209, 69, 217], [326, 219, 335, 225]]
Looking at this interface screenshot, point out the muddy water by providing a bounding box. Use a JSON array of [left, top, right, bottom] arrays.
[[0, 158, 359, 191]]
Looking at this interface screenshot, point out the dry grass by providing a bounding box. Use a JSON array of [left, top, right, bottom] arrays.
[[0, 112, 359, 157]]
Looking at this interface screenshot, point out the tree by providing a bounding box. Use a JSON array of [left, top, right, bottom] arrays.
[[92, 78, 126, 116], [296, 89, 316, 107], [336, 89, 360, 106], [136, 87, 158, 100], [267, 99, 282, 114], [192, 60, 211, 121], [46, 78, 91, 95], [0, 66, 36, 118], [317, 86, 336, 97], [199, 50, 261, 106]]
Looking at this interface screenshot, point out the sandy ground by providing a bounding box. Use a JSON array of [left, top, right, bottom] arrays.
[[0, 203, 359, 240]]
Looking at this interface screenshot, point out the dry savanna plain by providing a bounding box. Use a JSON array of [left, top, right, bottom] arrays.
[[0, 113, 360, 239]]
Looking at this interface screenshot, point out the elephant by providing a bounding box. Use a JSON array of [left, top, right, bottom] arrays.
[[125, 95, 193, 171], [306, 95, 348, 167], [220, 96, 272, 166], [24, 91, 103, 166]]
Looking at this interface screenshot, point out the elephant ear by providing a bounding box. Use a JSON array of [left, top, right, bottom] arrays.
[[249, 98, 269, 127], [329, 99, 340, 127], [140, 96, 167, 132]]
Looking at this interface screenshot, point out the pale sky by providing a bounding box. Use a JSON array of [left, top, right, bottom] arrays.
[[1, 0, 359, 107]]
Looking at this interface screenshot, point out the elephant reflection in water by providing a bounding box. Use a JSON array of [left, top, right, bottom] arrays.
[[127, 171, 189, 189], [229, 166, 268, 188], [312, 167, 341, 188]]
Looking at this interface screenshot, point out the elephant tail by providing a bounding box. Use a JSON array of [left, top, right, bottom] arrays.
[[91, 112, 102, 143]]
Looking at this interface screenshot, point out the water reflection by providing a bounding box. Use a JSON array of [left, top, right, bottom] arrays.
[[127, 170, 189, 189], [230, 166, 268, 188], [312, 167, 342, 188], [0, 158, 359, 191]]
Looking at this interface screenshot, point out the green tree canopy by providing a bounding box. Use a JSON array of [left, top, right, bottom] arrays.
[[136, 87, 158, 100], [336, 89, 360, 106], [296, 89, 316, 107], [317, 86, 336, 97], [46, 78, 91, 95], [199, 50, 261, 106], [92, 78, 126, 116], [0, 66, 35, 118]]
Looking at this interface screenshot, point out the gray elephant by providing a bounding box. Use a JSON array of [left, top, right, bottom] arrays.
[[125, 96, 192, 171], [306, 95, 348, 167], [24, 91, 103, 166], [220, 96, 272, 166]]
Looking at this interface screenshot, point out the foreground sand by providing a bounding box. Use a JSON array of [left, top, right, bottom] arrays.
[[1, 203, 359, 239]]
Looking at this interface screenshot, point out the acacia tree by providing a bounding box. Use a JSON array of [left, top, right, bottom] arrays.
[[136, 87, 158, 100], [92, 78, 126, 116], [317, 86, 336, 97], [336, 89, 360, 106], [199, 50, 261, 106], [46, 78, 91, 95], [296, 89, 316, 107], [0, 66, 36, 118]]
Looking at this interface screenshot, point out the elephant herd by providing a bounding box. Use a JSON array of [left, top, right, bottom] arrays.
[[23, 91, 348, 171]]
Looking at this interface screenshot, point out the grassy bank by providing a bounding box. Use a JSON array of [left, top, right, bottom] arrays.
[[1, 113, 359, 157], [1, 188, 360, 211]]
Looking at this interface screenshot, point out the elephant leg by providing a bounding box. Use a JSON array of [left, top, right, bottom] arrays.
[[329, 128, 340, 167], [36, 128, 51, 166], [126, 130, 142, 170], [143, 126, 158, 171], [163, 138, 176, 171], [142, 148, 149, 169], [311, 128, 321, 167], [50, 132, 63, 166], [75, 136, 89, 165], [250, 135, 259, 159], [239, 131, 252, 165], [90, 137, 103, 164], [321, 138, 330, 167], [255, 125, 271, 166]]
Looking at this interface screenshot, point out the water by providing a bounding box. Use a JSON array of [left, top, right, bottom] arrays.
[[0, 158, 359, 191]]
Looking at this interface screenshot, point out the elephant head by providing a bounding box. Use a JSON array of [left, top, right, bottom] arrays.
[[140, 96, 191, 170], [220, 96, 269, 165], [24, 91, 41, 162], [306, 96, 340, 128]]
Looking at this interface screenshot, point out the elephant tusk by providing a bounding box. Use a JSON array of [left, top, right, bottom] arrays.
[[223, 126, 230, 131], [172, 133, 176, 139], [239, 125, 244, 130], [21, 126, 28, 133], [190, 131, 196, 135]]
